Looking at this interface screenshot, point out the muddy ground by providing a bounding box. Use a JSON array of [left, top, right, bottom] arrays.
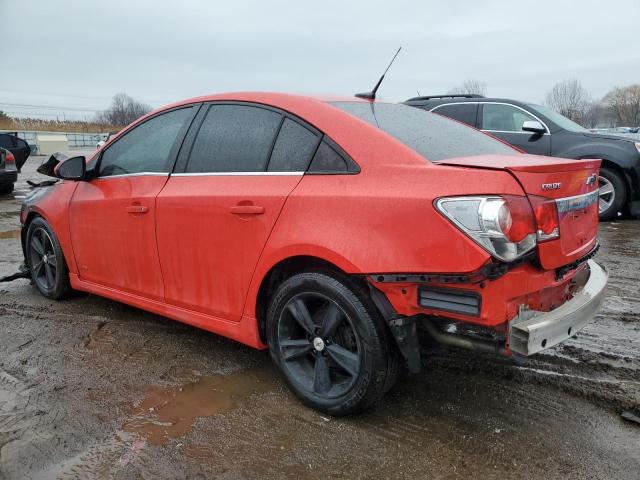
[[0, 158, 638, 479]]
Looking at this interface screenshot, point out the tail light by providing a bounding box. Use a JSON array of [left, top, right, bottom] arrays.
[[436, 194, 562, 262], [529, 195, 560, 241], [436, 196, 537, 262], [5, 152, 15, 164]]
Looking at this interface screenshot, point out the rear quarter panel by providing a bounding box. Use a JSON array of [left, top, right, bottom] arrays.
[[244, 163, 525, 318]]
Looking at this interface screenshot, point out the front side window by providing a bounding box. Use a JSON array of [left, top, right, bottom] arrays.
[[432, 103, 478, 127], [99, 107, 193, 177], [480, 104, 538, 133], [186, 104, 282, 173], [332, 102, 516, 162]]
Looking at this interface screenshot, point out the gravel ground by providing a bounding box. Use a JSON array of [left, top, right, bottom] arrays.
[[0, 158, 638, 479]]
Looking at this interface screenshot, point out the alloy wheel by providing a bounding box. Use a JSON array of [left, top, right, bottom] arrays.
[[277, 293, 362, 398], [30, 227, 57, 291], [598, 175, 615, 214]]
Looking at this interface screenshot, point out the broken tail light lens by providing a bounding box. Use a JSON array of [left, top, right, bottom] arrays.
[[529, 195, 560, 242], [435, 195, 537, 262]]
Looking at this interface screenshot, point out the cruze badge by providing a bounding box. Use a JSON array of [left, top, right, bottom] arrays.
[[586, 174, 597, 186], [541, 182, 562, 190]]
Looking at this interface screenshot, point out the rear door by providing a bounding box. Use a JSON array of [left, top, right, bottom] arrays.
[[479, 103, 551, 155], [156, 103, 321, 321], [69, 106, 196, 300]]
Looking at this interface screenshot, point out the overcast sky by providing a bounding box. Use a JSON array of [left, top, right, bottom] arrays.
[[1, 0, 639, 120]]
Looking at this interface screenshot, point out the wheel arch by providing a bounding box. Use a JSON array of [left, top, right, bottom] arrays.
[[598, 159, 632, 198], [21, 209, 47, 263], [251, 254, 360, 344]]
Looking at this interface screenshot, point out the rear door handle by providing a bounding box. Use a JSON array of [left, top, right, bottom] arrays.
[[230, 205, 265, 215], [126, 205, 149, 214]]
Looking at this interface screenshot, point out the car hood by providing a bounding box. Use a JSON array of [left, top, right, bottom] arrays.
[[580, 132, 638, 143]]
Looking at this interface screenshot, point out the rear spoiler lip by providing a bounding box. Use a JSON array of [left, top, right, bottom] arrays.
[[439, 154, 601, 173]]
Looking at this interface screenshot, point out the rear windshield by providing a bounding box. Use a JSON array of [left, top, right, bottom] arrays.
[[331, 102, 517, 162]]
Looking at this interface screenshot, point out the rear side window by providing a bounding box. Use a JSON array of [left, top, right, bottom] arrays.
[[431, 103, 478, 127], [332, 102, 516, 162], [268, 118, 320, 172], [308, 141, 348, 173], [0, 136, 11, 148], [187, 104, 282, 173], [99, 107, 192, 176]]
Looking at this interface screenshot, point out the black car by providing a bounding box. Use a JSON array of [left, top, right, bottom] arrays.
[[0, 147, 18, 195], [0, 133, 31, 172], [404, 94, 640, 220]]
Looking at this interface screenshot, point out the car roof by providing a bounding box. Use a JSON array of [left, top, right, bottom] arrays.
[[105, 92, 431, 170], [404, 96, 536, 108], [159, 92, 372, 112]]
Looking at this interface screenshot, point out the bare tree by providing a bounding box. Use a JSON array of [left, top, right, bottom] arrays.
[[603, 84, 640, 127], [545, 79, 591, 124], [97, 93, 152, 126], [448, 78, 487, 96]]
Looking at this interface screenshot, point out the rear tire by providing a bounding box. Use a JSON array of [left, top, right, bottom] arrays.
[[598, 167, 626, 221], [26, 217, 72, 300], [0, 183, 14, 195], [266, 271, 399, 416]]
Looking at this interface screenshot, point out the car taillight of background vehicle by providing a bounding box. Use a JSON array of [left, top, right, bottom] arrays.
[[5, 152, 15, 164], [435, 195, 559, 262]]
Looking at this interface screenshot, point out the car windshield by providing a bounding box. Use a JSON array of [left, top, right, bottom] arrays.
[[331, 102, 517, 162], [527, 104, 589, 133]]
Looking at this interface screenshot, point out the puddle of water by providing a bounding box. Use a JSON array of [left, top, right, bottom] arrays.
[[0, 229, 20, 239], [124, 366, 273, 445]]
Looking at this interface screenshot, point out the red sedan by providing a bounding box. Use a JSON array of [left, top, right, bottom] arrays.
[[20, 92, 607, 415]]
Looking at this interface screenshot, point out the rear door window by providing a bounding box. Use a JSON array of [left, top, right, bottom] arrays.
[[186, 104, 282, 173], [432, 103, 478, 127], [267, 118, 320, 172]]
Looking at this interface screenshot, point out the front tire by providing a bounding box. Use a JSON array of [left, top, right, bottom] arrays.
[[598, 167, 627, 221], [266, 271, 399, 416], [26, 217, 72, 299]]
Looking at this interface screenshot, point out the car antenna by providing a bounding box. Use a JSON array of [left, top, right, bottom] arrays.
[[355, 47, 402, 100]]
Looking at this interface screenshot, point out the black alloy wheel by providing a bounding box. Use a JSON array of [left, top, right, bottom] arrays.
[[278, 292, 361, 398], [26, 217, 72, 299], [30, 226, 57, 292], [267, 271, 400, 416]]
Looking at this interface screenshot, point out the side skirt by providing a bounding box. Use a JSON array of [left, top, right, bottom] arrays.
[[69, 274, 267, 349]]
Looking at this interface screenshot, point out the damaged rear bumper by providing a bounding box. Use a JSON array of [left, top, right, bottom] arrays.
[[508, 260, 607, 356]]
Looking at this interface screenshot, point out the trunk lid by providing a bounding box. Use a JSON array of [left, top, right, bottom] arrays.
[[440, 154, 600, 269]]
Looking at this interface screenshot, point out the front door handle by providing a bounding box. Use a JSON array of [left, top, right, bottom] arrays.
[[230, 205, 265, 215], [126, 205, 149, 214]]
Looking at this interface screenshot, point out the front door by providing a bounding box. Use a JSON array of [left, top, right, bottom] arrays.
[[156, 104, 321, 321], [479, 103, 551, 155], [69, 106, 196, 300]]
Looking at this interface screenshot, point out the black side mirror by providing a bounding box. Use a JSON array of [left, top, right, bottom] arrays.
[[56, 156, 86, 181]]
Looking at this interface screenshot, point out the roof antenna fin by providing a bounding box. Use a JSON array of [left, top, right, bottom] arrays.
[[355, 47, 402, 100]]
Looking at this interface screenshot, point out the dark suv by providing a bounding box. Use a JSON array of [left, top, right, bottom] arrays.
[[404, 94, 640, 220]]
